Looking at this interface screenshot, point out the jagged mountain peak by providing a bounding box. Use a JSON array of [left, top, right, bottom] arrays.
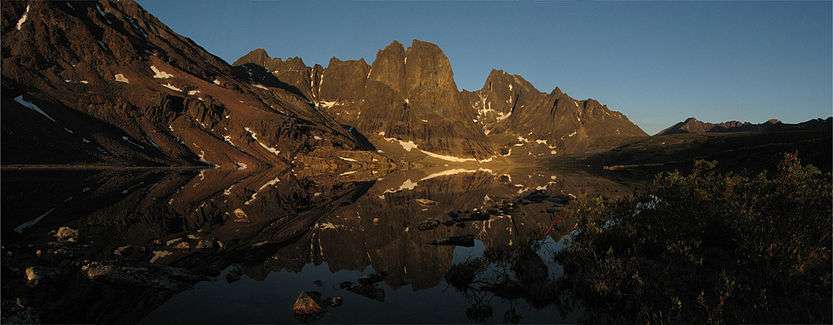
[[409, 38, 441, 49], [232, 48, 271, 67], [235, 39, 647, 159], [382, 39, 406, 51], [483, 68, 540, 95], [327, 56, 368, 67], [243, 48, 270, 58], [370, 40, 407, 93]]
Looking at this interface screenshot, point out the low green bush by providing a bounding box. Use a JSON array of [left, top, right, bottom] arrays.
[[556, 153, 832, 323]]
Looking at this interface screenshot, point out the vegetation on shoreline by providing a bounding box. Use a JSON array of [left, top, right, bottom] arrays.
[[555, 153, 832, 323]]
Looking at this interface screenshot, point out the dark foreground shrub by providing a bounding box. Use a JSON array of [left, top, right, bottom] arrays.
[[556, 153, 832, 323]]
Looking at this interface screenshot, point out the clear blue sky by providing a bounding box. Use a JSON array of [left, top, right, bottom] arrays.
[[140, 0, 831, 134]]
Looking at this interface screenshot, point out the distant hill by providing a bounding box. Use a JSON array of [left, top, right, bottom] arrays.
[[656, 117, 786, 136], [570, 117, 832, 176]]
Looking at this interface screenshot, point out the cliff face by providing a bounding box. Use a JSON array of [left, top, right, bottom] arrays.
[[235, 40, 495, 160], [237, 41, 647, 161], [1, 0, 370, 168]]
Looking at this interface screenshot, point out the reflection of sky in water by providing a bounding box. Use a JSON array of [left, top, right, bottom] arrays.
[[451, 239, 486, 264]]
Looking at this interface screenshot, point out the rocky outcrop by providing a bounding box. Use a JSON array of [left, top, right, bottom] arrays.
[[1, 0, 369, 168]]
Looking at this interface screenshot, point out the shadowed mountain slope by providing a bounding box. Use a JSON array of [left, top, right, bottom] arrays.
[[1, 0, 373, 168]]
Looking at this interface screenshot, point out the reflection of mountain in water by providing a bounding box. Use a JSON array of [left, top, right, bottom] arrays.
[[1, 166, 630, 323], [246, 166, 632, 290], [2, 167, 373, 323]]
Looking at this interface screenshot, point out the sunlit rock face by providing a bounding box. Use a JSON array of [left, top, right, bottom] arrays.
[[236, 40, 494, 160], [237, 40, 647, 163], [461, 69, 648, 157]]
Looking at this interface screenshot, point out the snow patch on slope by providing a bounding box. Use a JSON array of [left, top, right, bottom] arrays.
[[161, 83, 181, 92], [14, 96, 56, 122], [121, 136, 145, 149], [420, 168, 493, 181], [16, 5, 30, 31], [245, 127, 281, 156], [419, 150, 478, 163], [151, 65, 174, 79]]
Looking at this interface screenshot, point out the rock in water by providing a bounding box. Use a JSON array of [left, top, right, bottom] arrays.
[[24, 267, 41, 286], [292, 291, 322, 316], [54, 227, 79, 242]]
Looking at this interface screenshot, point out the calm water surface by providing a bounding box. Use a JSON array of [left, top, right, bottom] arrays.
[[2, 166, 633, 323]]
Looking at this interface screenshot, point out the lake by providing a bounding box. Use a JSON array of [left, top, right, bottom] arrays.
[[2, 166, 635, 324]]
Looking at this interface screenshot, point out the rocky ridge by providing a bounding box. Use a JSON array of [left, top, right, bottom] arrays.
[[461, 69, 648, 157], [235, 40, 647, 162]]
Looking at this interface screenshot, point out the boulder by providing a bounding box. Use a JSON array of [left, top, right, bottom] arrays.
[[54, 227, 79, 242], [24, 266, 56, 286], [292, 292, 322, 316]]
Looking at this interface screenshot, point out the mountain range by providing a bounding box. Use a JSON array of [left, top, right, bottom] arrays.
[[2, 0, 648, 170], [3, 0, 826, 172]]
